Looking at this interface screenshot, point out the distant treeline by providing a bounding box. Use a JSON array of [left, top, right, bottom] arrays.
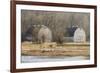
[[21, 10, 90, 42]]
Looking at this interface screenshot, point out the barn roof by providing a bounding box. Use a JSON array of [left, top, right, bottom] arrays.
[[67, 26, 78, 37]]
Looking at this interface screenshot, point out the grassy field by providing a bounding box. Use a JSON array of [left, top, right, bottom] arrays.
[[21, 41, 90, 56]]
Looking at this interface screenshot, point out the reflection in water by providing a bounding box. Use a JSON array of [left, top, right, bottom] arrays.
[[21, 56, 89, 63]]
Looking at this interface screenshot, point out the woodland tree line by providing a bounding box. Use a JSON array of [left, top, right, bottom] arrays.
[[21, 10, 90, 43]]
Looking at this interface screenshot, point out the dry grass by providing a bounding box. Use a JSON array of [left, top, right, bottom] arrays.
[[21, 41, 90, 56]]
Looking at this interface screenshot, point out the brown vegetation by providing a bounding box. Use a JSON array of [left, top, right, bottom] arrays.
[[21, 42, 90, 56]]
